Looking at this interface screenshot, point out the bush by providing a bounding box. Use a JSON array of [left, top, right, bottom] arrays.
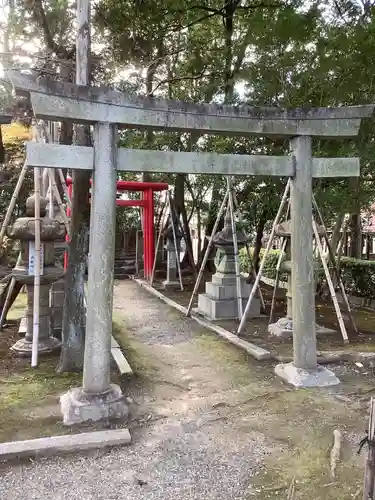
[[239, 247, 287, 280], [340, 257, 375, 299], [240, 248, 375, 299]]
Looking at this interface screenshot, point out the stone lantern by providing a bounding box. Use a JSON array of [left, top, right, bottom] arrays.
[[197, 207, 260, 320], [161, 214, 182, 290], [8, 193, 66, 355], [268, 220, 335, 338]]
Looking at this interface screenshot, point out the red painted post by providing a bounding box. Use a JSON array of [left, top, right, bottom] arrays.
[[148, 188, 155, 280], [63, 177, 168, 277], [143, 189, 150, 279]]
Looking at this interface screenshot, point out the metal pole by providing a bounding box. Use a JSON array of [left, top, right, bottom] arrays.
[[186, 189, 229, 316], [31, 165, 41, 368], [227, 177, 242, 319], [237, 179, 291, 334]]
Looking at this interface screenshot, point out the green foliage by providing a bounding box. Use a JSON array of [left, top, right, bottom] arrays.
[[340, 257, 375, 299], [239, 247, 287, 280], [240, 247, 375, 299]]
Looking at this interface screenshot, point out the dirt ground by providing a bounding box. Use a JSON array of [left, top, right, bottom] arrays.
[[1, 281, 374, 499], [155, 272, 375, 359], [111, 281, 373, 500]]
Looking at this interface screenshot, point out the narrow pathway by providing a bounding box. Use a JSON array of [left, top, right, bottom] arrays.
[[0, 281, 369, 500]]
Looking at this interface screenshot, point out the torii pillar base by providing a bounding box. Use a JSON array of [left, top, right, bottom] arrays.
[[60, 384, 128, 426], [275, 362, 340, 388]]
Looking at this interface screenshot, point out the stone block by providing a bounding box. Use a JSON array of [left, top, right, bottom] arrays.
[[268, 318, 336, 339], [211, 272, 240, 286], [0, 429, 131, 461], [161, 280, 180, 290], [197, 293, 260, 320], [274, 362, 340, 388], [60, 384, 128, 426], [205, 280, 251, 301]]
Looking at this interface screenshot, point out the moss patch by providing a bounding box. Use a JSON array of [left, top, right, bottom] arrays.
[[0, 358, 81, 443]]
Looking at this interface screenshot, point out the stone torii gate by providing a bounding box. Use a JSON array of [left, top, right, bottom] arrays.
[[6, 70, 374, 423]]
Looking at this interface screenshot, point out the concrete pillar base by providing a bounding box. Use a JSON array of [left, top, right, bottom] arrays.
[[10, 336, 61, 356], [161, 280, 180, 290], [60, 384, 129, 426], [275, 362, 340, 388], [268, 318, 336, 339]]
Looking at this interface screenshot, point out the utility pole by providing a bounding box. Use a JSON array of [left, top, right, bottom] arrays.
[[57, 0, 91, 372]]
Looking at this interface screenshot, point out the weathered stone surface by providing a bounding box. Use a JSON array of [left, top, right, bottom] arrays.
[[7, 193, 64, 356], [7, 70, 374, 137], [198, 293, 259, 320], [60, 384, 128, 426], [268, 319, 336, 339], [274, 362, 340, 387], [27, 142, 362, 177], [0, 428, 131, 461]]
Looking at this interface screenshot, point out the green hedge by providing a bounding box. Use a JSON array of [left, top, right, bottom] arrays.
[[240, 248, 375, 299]]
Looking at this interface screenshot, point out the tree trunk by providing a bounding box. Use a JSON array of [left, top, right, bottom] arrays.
[[57, 0, 91, 373], [349, 213, 362, 258]]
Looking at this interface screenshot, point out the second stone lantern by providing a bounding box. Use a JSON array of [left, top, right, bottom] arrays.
[[197, 207, 260, 320], [8, 193, 66, 356]]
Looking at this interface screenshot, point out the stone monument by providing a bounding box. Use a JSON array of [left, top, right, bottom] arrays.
[[268, 220, 335, 338], [8, 194, 65, 355], [197, 208, 260, 320], [162, 216, 182, 290]]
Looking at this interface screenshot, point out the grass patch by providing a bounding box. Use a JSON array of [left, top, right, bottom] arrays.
[[112, 313, 164, 382], [248, 389, 365, 499], [0, 358, 81, 443]]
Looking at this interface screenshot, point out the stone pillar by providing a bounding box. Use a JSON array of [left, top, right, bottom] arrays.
[[60, 122, 128, 425], [8, 194, 65, 356], [274, 136, 339, 387], [162, 239, 179, 289]]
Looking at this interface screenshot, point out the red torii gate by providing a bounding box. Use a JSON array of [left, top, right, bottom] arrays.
[[64, 177, 169, 279]]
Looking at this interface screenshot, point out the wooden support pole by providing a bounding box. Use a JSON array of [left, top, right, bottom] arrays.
[[312, 218, 349, 344], [231, 189, 265, 311], [363, 398, 375, 500], [167, 191, 183, 291], [227, 177, 243, 320], [237, 179, 291, 334], [312, 195, 358, 335], [150, 197, 168, 287], [0, 161, 28, 248], [186, 189, 229, 316]]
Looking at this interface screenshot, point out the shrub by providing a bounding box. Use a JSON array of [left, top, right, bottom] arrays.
[[240, 248, 375, 299]]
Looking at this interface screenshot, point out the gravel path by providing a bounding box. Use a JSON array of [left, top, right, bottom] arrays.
[[0, 281, 273, 500]]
